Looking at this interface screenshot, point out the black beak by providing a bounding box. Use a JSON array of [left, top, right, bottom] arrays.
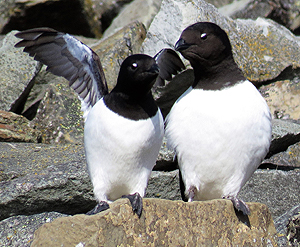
[[175, 38, 190, 51]]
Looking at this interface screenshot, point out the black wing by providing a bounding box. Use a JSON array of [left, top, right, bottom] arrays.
[[15, 28, 108, 116], [154, 48, 185, 87]]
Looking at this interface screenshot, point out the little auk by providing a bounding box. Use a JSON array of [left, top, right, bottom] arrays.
[[165, 22, 272, 215], [15, 28, 184, 217]]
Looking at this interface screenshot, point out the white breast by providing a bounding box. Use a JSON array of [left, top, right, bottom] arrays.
[[165, 81, 272, 200], [84, 99, 164, 202]]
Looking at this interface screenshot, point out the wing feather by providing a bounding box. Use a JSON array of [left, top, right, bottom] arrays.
[[154, 48, 185, 87], [15, 28, 108, 118]]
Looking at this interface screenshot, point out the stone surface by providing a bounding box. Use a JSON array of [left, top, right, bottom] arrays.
[[31, 198, 278, 246], [141, 0, 300, 83], [0, 30, 41, 113], [274, 204, 300, 247], [240, 169, 300, 219], [103, 0, 162, 38], [287, 211, 300, 246], [260, 73, 300, 120], [0, 212, 67, 247], [0, 110, 41, 143], [266, 119, 300, 158], [91, 21, 147, 91], [225, 0, 300, 35], [0, 0, 132, 38]]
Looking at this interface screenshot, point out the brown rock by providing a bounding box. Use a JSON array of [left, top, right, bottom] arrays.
[[0, 110, 41, 143], [31, 198, 278, 246], [91, 21, 147, 91], [260, 78, 300, 121], [0, 0, 132, 38]]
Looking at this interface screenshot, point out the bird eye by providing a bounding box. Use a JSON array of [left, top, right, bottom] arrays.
[[201, 33, 207, 40], [131, 62, 138, 69]]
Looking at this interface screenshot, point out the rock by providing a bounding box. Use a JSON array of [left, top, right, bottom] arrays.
[[221, 0, 300, 35], [275, 204, 300, 247], [240, 169, 300, 219], [0, 110, 41, 143], [263, 142, 300, 168], [266, 119, 300, 159], [0, 142, 85, 182], [0, 30, 41, 113], [0, 143, 92, 220], [141, 0, 300, 83], [0, 0, 132, 38], [103, 0, 162, 38], [287, 211, 300, 246], [29, 73, 85, 144], [31, 198, 278, 246], [260, 72, 300, 120], [91, 21, 147, 90], [0, 212, 67, 247]]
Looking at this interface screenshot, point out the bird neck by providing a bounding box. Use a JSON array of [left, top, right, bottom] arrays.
[[192, 56, 245, 90]]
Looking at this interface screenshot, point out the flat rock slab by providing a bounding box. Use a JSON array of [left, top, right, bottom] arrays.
[[31, 198, 278, 246]]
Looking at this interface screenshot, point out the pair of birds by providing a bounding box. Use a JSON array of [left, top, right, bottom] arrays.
[[15, 22, 272, 217]]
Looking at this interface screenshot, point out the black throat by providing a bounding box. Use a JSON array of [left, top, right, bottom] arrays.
[[103, 91, 158, 121], [192, 56, 245, 90]]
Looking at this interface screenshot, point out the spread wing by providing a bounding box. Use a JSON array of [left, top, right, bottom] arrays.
[[154, 48, 185, 87], [15, 28, 108, 119]]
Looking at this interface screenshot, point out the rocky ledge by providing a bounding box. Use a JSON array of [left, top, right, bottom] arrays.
[[1, 0, 300, 246]]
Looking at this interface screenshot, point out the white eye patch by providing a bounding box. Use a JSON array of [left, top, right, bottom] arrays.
[[132, 62, 138, 68]]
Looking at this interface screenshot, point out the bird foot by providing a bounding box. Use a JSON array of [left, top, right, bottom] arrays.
[[86, 201, 110, 215], [122, 192, 143, 218], [223, 195, 250, 215], [187, 186, 197, 202]]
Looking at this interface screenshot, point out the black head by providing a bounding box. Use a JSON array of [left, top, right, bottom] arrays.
[[175, 22, 232, 69], [115, 54, 159, 98]]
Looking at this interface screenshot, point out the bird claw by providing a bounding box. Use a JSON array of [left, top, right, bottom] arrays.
[[223, 195, 250, 215], [122, 192, 143, 218], [86, 201, 110, 215]]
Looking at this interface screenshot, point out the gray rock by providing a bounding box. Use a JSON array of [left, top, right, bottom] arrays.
[[0, 212, 67, 247], [266, 119, 300, 159], [224, 0, 300, 35], [103, 0, 162, 38], [275, 204, 300, 247], [141, 0, 300, 83], [240, 169, 300, 219], [0, 30, 41, 113]]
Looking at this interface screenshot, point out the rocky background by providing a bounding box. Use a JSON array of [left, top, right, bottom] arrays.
[[0, 0, 300, 246]]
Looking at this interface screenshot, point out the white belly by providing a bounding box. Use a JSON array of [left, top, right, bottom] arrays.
[[84, 99, 164, 202], [165, 81, 272, 200]]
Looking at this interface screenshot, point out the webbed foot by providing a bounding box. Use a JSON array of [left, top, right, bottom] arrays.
[[122, 192, 143, 218], [86, 201, 110, 215]]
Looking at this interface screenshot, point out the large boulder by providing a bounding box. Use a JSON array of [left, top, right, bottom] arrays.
[[141, 0, 300, 83], [31, 198, 278, 246], [0, 30, 41, 113]]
